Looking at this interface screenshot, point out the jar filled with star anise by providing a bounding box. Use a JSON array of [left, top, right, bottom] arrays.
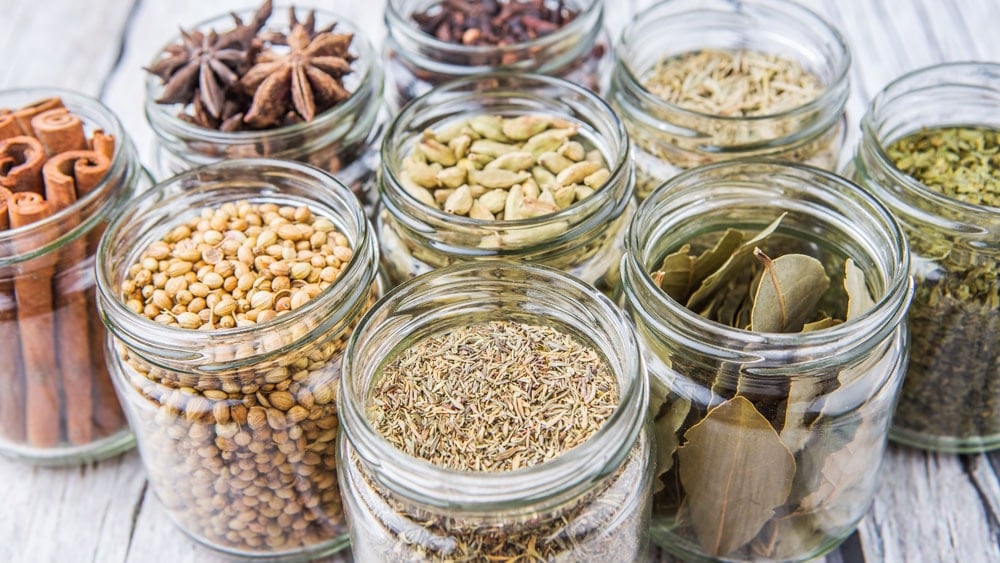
[[144, 2, 383, 208], [384, 0, 612, 111]]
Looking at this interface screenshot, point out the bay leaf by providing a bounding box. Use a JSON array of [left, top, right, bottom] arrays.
[[750, 249, 831, 333], [652, 243, 695, 301], [752, 512, 825, 560], [652, 396, 692, 494], [844, 258, 876, 320], [801, 317, 841, 331], [779, 375, 822, 453], [678, 396, 796, 557], [691, 229, 744, 287]]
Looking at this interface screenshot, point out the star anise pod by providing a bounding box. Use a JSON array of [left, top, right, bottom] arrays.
[[241, 22, 354, 128]]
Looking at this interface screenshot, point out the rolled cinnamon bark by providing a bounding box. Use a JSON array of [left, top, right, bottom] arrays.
[[32, 109, 87, 156], [0, 110, 24, 141], [89, 130, 116, 161], [12, 97, 63, 138], [0, 136, 46, 194], [9, 191, 61, 448], [0, 187, 27, 442]]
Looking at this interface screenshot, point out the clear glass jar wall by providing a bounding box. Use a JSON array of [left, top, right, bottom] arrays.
[[852, 62, 1000, 453], [0, 88, 149, 465], [338, 262, 651, 561], [96, 160, 381, 559], [383, 0, 611, 111], [621, 161, 912, 561], [610, 0, 849, 199], [378, 73, 634, 295]]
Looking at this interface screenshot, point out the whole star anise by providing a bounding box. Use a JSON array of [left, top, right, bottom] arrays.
[[241, 21, 354, 128]]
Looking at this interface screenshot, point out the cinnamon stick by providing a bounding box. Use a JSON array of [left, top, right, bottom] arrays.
[[0, 136, 46, 194], [12, 97, 63, 138], [8, 191, 61, 447], [0, 187, 26, 442], [0, 110, 24, 141], [89, 130, 116, 161], [32, 109, 87, 156]]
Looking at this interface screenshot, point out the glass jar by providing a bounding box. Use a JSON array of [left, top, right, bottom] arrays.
[[378, 73, 634, 295], [621, 161, 912, 561], [338, 261, 652, 561], [851, 62, 1000, 453], [0, 88, 148, 465], [383, 0, 612, 111], [144, 7, 384, 207], [96, 159, 381, 559], [610, 0, 849, 199]]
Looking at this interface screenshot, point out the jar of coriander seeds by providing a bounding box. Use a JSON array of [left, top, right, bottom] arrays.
[[851, 62, 1000, 453], [383, 0, 612, 111], [339, 261, 652, 562], [378, 73, 634, 296], [610, 0, 849, 199], [96, 159, 381, 559], [621, 161, 912, 561], [144, 5, 383, 208]]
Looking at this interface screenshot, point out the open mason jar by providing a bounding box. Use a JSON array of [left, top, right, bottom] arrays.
[[383, 0, 611, 111], [610, 0, 849, 199], [621, 161, 912, 561], [0, 88, 149, 465], [339, 261, 652, 561], [144, 7, 384, 206], [851, 62, 1000, 453], [96, 159, 381, 559], [378, 73, 634, 296]]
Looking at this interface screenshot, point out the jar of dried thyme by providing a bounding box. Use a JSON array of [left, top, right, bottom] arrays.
[[143, 3, 383, 209], [377, 72, 634, 295], [621, 161, 912, 561], [610, 0, 849, 199], [852, 62, 1000, 453], [383, 0, 611, 111], [339, 261, 651, 562], [96, 159, 381, 559]]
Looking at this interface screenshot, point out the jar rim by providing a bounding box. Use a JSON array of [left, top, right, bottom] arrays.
[[340, 261, 647, 510], [615, 0, 850, 124], [143, 4, 380, 144]]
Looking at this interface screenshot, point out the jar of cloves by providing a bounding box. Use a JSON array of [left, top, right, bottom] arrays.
[[377, 72, 634, 296], [0, 88, 149, 465], [610, 0, 849, 199], [621, 161, 912, 561], [383, 0, 612, 111], [851, 62, 1000, 453], [96, 159, 381, 559], [339, 261, 652, 562], [144, 3, 384, 209]]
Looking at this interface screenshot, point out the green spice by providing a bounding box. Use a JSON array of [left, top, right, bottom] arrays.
[[886, 126, 1000, 207]]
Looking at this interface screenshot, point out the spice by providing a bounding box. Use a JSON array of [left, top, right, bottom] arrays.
[[0, 97, 122, 449], [412, 0, 578, 48], [399, 114, 610, 221]]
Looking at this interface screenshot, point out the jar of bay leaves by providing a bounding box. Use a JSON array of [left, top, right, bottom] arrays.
[[383, 0, 611, 111], [144, 5, 383, 207], [339, 261, 652, 562], [610, 0, 849, 199], [377, 73, 634, 295], [851, 62, 1000, 453], [95, 159, 381, 559], [620, 160, 912, 561]]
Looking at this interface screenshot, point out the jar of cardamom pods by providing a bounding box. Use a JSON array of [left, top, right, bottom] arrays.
[[339, 261, 652, 562], [144, 4, 383, 209], [378, 72, 634, 295], [610, 0, 849, 199], [621, 161, 912, 561], [851, 62, 1000, 453], [383, 0, 611, 111], [0, 88, 149, 465], [96, 159, 381, 559]]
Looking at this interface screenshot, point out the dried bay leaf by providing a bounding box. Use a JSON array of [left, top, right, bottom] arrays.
[[844, 258, 876, 320], [801, 317, 841, 331], [752, 512, 825, 560], [750, 249, 830, 333], [691, 229, 744, 287], [652, 243, 695, 301], [652, 396, 692, 494], [678, 396, 796, 557]]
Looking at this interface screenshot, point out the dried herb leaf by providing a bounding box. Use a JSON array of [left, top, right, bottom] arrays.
[[678, 396, 796, 557], [779, 375, 822, 453], [844, 258, 876, 320], [801, 317, 840, 331], [691, 229, 744, 288], [752, 513, 825, 560], [750, 249, 830, 333], [652, 243, 695, 301], [652, 396, 691, 494]]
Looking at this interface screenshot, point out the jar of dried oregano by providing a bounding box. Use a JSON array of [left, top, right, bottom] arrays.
[[621, 161, 912, 561], [96, 159, 381, 559], [851, 62, 1000, 453], [339, 261, 652, 562], [383, 0, 611, 111], [610, 0, 849, 199], [377, 72, 634, 295], [0, 88, 150, 465], [144, 3, 383, 209]]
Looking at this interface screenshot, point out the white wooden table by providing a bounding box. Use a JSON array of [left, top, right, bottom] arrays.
[[1, 1, 998, 561]]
